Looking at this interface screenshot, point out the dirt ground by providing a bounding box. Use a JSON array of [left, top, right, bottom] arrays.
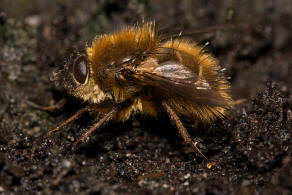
[[0, 0, 291, 194]]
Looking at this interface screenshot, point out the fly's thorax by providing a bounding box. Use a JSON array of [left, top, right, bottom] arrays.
[[86, 23, 159, 90], [87, 47, 152, 103]]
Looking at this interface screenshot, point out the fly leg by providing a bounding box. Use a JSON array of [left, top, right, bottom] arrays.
[[24, 99, 66, 112], [73, 107, 117, 146], [162, 101, 207, 160], [47, 106, 89, 135], [73, 99, 133, 146]]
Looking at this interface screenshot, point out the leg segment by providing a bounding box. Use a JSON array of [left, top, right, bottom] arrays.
[[73, 107, 118, 146], [47, 107, 88, 135], [24, 99, 66, 112], [162, 101, 207, 160]]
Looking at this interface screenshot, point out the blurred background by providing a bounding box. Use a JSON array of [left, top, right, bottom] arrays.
[[0, 0, 291, 194]]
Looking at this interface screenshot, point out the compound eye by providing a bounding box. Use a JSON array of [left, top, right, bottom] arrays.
[[72, 55, 88, 84]]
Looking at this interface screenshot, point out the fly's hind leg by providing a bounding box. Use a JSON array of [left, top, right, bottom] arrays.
[[162, 101, 207, 160]]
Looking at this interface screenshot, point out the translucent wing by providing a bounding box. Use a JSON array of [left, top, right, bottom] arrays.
[[122, 59, 228, 107]]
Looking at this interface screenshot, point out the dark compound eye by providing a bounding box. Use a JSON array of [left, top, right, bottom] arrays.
[[72, 55, 88, 84]]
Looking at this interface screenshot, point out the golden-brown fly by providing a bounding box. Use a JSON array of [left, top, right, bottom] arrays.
[[50, 22, 232, 159]]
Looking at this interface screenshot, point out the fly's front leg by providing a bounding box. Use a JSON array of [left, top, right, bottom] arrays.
[[73, 99, 133, 146], [73, 107, 118, 145], [24, 99, 67, 112]]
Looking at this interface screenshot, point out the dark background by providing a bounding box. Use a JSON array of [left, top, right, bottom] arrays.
[[0, 0, 291, 194]]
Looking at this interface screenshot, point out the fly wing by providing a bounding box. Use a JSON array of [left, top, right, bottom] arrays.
[[122, 59, 229, 107]]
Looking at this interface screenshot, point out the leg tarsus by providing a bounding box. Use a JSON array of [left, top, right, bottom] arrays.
[[230, 98, 247, 106], [162, 101, 207, 160], [24, 99, 66, 112]]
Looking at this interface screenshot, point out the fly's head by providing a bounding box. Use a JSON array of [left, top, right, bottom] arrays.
[[51, 52, 111, 104]]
